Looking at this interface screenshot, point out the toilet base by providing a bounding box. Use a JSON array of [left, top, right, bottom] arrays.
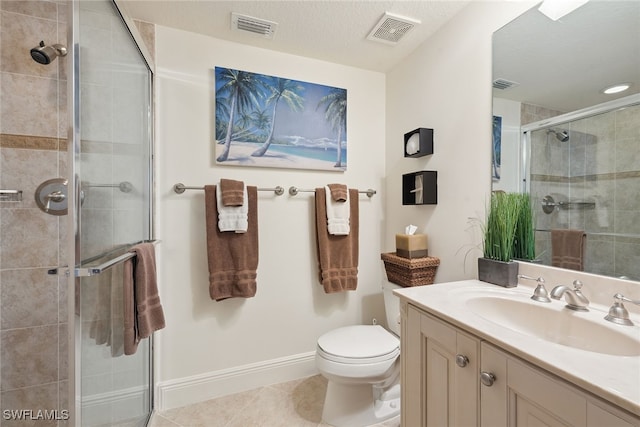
[[322, 381, 400, 427]]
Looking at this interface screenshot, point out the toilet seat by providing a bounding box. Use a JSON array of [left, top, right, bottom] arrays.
[[317, 325, 399, 364]]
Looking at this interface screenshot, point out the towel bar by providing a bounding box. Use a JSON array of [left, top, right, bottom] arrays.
[[288, 186, 376, 198], [83, 181, 133, 193], [48, 239, 160, 277], [173, 183, 284, 196]]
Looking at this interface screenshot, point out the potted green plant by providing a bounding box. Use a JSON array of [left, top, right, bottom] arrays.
[[478, 192, 525, 287], [513, 193, 536, 262]]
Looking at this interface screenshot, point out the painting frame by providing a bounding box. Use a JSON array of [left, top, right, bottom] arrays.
[[492, 115, 502, 182], [214, 67, 348, 172]]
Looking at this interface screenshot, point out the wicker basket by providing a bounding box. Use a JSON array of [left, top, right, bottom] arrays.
[[381, 252, 440, 287]]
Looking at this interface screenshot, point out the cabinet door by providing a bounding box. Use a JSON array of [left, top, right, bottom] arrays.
[[402, 305, 479, 427]]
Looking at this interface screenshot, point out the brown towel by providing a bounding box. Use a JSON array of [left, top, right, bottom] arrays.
[[551, 229, 586, 271], [124, 243, 166, 356], [205, 185, 259, 301], [315, 188, 359, 293], [220, 178, 245, 207], [327, 183, 348, 202]]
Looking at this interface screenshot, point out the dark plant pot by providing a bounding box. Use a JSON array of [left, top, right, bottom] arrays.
[[478, 257, 519, 288]]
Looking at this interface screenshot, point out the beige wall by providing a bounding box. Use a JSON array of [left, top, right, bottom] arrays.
[[155, 26, 387, 408], [384, 1, 536, 283]]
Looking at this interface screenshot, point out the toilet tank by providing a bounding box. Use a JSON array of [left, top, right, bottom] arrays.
[[382, 280, 402, 336]]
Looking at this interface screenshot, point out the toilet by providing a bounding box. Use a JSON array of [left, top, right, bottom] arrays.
[[315, 280, 402, 427]]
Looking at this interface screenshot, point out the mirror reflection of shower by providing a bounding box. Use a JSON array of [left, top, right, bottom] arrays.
[[547, 128, 569, 142], [30, 40, 67, 65]]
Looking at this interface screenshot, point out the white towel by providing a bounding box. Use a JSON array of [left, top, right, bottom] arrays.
[[216, 184, 248, 233], [325, 185, 350, 235]]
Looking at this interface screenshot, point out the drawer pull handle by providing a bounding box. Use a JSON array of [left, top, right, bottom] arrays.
[[480, 371, 496, 387], [455, 354, 469, 368]]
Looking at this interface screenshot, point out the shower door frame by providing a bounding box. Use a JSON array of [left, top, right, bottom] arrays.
[[519, 93, 640, 194], [66, 1, 156, 424]]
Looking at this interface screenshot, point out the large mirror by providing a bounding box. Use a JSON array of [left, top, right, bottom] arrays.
[[492, 1, 640, 280]]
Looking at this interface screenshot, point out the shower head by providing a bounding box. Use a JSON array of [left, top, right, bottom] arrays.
[[30, 41, 67, 65], [548, 129, 570, 142]]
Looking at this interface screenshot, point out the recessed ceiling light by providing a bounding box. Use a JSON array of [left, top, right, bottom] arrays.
[[602, 83, 631, 95]]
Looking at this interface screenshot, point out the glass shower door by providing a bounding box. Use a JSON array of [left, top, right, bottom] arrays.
[[70, 1, 154, 425]]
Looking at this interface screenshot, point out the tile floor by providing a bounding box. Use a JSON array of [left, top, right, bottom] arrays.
[[148, 375, 400, 427]]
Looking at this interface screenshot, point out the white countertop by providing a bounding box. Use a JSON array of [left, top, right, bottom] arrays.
[[394, 280, 640, 417]]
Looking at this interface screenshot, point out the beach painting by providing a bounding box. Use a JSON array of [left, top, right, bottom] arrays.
[[214, 67, 347, 171]]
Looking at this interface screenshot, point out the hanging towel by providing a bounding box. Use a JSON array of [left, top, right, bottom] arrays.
[[220, 178, 245, 207], [551, 229, 586, 271], [205, 185, 259, 301], [325, 185, 350, 236], [315, 187, 359, 293], [216, 183, 248, 233], [123, 243, 166, 356], [327, 183, 348, 202], [88, 260, 124, 357]]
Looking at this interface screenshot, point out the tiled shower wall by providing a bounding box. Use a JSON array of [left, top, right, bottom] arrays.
[[0, 0, 69, 424], [0, 0, 156, 424], [526, 103, 640, 280]]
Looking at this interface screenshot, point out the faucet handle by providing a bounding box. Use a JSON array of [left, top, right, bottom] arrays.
[[604, 293, 640, 326], [572, 279, 583, 290], [518, 275, 551, 303]]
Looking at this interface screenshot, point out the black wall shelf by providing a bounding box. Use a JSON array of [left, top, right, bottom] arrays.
[[404, 128, 434, 158], [402, 171, 437, 205]]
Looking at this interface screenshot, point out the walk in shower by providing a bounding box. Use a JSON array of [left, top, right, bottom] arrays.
[[0, 1, 154, 425], [523, 95, 640, 280]]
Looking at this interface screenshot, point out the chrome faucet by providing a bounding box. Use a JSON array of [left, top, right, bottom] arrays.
[[604, 293, 640, 326], [518, 274, 551, 303], [550, 280, 589, 311]]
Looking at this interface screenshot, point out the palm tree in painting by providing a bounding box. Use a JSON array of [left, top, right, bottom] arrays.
[[317, 89, 347, 167], [216, 68, 261, 162], [251, 78, 304, 157], [215, 95, 231, 143], [250, 108, 271, 140]]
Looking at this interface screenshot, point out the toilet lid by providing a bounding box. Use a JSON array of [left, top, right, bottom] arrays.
[[317, 325, 399, 359]]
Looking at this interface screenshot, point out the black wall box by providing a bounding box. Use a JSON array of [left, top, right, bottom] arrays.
[[404, 128, 434, 158], [402, 171, 437, 205]]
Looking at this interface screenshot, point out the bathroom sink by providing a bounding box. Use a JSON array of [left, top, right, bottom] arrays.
[[466, 296, 640, 356]]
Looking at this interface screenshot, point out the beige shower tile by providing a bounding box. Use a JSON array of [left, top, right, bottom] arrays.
[[58, 380, 70, 427], [134, 20, 155, 64], [0, 134, 60, 150], [0, 1, 58, 19], [1, 73, 59, 138], [57, 78, 68, 140], [0, 267, 58, 329], [58, 322, 68, 381], [1, 382, 58, 427], [615, 104, 640, 140], [1, 10, 58, 78], [1, 324, 58, 390], [0, 208, 59, 268]]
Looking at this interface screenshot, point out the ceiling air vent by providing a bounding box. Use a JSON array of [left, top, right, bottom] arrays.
[[367, 12, 420, 45], [493, 78, 520, 90], [231, 13, 278, 39]]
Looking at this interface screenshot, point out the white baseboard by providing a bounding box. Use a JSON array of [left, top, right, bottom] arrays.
[[155, 351, 318, 411]]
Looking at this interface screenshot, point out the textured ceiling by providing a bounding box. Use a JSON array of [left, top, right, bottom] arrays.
[[119, 0, 470, 72]]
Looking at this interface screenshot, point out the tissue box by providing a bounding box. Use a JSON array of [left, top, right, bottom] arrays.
[[395, 234, 428, 259], [381, 252, 440, 287]]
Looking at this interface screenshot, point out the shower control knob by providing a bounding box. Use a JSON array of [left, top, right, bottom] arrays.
[[455, 354, 469, 368], [480, 371, 496, 387]]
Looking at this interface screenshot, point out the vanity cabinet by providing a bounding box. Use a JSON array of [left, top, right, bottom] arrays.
[[401, 302, 640, 427], [401, 304, 479, 426]]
